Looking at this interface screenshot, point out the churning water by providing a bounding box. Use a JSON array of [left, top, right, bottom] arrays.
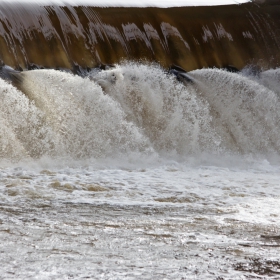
[[1, 62, 280, 279]]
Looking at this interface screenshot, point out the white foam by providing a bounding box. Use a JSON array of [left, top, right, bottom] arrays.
[[1, 0, 251, 8], [0, 63, 279, 279], [1, 63, 280, 162]]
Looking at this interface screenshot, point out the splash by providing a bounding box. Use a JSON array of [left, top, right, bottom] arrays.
[[190, 68, 280, 154], [0, 67, 154, 160], [0, 62, 279, 162]]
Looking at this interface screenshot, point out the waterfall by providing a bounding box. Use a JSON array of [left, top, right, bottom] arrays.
[[0, 1, 279, 71], [0, 62, 279, 161]]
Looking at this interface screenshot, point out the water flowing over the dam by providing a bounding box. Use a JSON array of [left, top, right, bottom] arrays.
[[1, 62, 280, 162], [1, 1, 280, 280], [0, 0, 280, 71]]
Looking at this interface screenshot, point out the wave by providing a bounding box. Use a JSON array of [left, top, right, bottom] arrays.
[[0, 62, 279, 162]]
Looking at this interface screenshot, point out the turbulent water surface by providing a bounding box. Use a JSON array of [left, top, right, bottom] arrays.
[[0, 62, 280, 279]]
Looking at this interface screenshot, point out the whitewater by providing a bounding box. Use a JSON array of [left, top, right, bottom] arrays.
[[0, 62, 280, 279]]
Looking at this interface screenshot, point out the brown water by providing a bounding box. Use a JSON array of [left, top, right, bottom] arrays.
[[0, 2, 280, 71]]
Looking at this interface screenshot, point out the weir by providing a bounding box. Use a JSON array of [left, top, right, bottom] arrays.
[[0, 1, 280, 161], [0, 1, 280, 71]]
